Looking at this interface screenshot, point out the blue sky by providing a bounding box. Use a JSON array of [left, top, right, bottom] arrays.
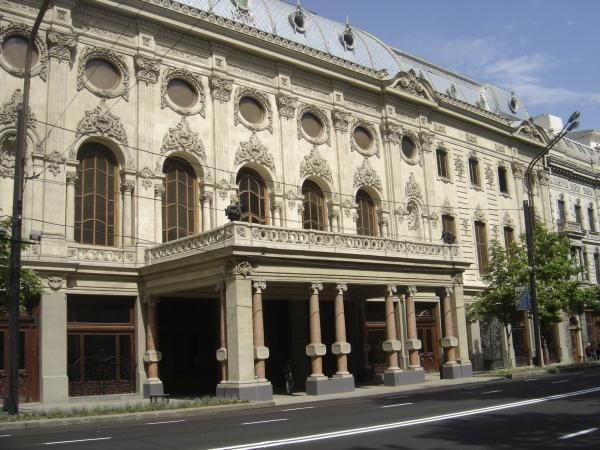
[[294, 0, 599, 131]]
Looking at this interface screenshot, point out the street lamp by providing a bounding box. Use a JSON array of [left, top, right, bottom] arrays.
[[523, 111, 580, 367]]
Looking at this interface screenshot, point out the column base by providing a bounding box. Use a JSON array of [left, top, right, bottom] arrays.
[[384, 368, 425, 386], [216, 381, 273, 402], [459, 362, 473, 378], [143, 378, 164, 398], [306, 375, 355, 395], [41, 375, 69, 404]]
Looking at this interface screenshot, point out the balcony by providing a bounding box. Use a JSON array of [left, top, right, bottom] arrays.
[[557, 221, 584, 238], [145, 222, 461, 265]]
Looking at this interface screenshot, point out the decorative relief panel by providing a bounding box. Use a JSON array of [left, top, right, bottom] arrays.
[[419, 131, 435, 153], [393, 69, 426, 98], [138, 167, 154, 191], [333, 109, 350, 133], [454, 155, 465, 180], [45, 151, 66, 177], [0, 22, 48, 81], [342, 199, 356, 218], [0, 89, 37, 129], [441, 199, 455, 217], [135, 55, 161, 85], [485, 164, 495, 189], [161, 67, 205, 116], [216, 179, 232, 201], [383, 122, 402, 144], [76, 100, 128, 145], [46, 30, 76, 63], [473, 206, 486, 222], [276, 94, 298, 120], [209, 76, 234, 103], [297, 104, 331, 146], [516, 119, 545, 144], [234, 87, 273, 133], [503, 212, 515, 228], [351, 119, 380, 158], [160, 117, 206, 161], [465, 133, 477, 144], [77, 47, 130, 100], [234, 132, 275, 171], [300, 146, 333, 183], [405, 173, 423, 200], [353, 158, 382, 193]]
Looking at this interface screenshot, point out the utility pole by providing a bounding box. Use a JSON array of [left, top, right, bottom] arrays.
[[3, 0, 51, 415]]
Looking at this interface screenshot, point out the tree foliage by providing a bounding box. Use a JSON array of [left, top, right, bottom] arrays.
[[0, 218, 45, 314]]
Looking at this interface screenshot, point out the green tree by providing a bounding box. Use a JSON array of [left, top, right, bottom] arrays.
[[0, 218, 45, 316]]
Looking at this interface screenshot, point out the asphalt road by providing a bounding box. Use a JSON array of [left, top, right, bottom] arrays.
[[1, 369, 599, 449]]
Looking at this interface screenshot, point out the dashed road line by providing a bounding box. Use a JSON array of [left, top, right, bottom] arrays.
[[242, 419, 288, 426], [552, 380, 568, 384], [481, 390, 502, 394], [145, 419, 186, 425], [44, 437, 112, 446], [381, 402, 413, 408], [559, 427, 598, 440], [523, 378, 538, 382], [280, 407, 314, 412], [0, 435, 12, 438]]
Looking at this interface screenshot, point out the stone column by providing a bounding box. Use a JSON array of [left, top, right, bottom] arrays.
[[383, 285, 401, 371], [121, 181, 135, 246], [252, 281, 269, 381], [440, 288, 461, 379], [329, 209, 340, 233], [330, 284, 355, 392], [272, 202, 282, 228], [215, 283, 228, 382], [404, 286, 423, 370], [143, 295, 163, 397], [276, 92, 298, 228], [201, 191, 212, 232], [306, 283, 327, 395], [452, 275, 473, 377], [65, 172, 77, 241], [154, 184, 164, 243]]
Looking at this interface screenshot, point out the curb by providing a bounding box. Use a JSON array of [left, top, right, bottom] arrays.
[[0, 401, 275, 431]]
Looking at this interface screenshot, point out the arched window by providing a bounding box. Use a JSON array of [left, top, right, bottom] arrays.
[[162, 157, 197, 242], [302, 180, 326, 231], [356, 189, 376, 236], [75, 142, 118, 246], [237, 168, 268, 225]]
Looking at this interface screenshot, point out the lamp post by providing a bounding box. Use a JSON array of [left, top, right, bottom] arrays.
[[523, 111, 580, 367]]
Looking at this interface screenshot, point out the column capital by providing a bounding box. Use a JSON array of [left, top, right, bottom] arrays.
[[333, 109, 350, 132], [66, 171, 78, 185], [253, 280, 267, 293], [405, 286, 417, 297], [209, 76, 234, 103], [385, 285, 397, 297], [200, 191, 213, 204], [47, 30, 77, 63], [310, 282, 323, 294], [276, 93, 298, 119], [142, 295, 159, 306], [154, 184, 165, 199], [335, 283, 348, 295], [121, 180, 135, 194], [134, 55, 161, 85], [441, 286, 453, 298]]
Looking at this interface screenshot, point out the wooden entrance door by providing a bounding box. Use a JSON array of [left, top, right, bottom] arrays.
[[569, 329, 581, 363], [416, 303, 440, 373]]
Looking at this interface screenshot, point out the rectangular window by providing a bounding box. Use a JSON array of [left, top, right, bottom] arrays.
[[67, 296, 134, 324], [442, 215, 456, 242], [503, 226, 515, 249], [595, 254, 600, 285], [436, 149, 449, 178], [574, 204, 582, 224], [588, 208, 596, 232], [558, 200, 566, 223], [469, 158, 480, 186], [475, 221, 489, 275], [498, 167, 509, 194]]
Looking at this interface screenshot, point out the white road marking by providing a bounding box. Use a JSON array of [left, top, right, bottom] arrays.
[[280, 407, 314, 412], [523, 378, 538, 382], [208, 386, 600, 450], [462, 385, 482, 390], [44, 437, 112, 445], [242, 419, 288, 426], [145, 419, 186, 425], [570, 372, 583, 375], [0, 435, 12, 438], [381, 402, 413, 408], [388, 395, 410, 399], [552, 380, 568, 384], [559, 427, 598, 440], [481, 390, 502, 394]]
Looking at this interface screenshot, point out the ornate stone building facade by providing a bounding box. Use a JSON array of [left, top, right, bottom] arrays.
[[0, 0, 595, 403]]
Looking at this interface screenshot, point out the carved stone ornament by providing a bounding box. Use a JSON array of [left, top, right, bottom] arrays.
[[300, 146, 333, 183], [473, 205, 486, 222], [77, 46, 130, 100], [333, 109, 350, 133], [160, 117, 206, 162], [66, 172, 78, 185], [441, 199, 455, 217], [454, 155, 465, 179], [47, 276, 64, 291], [394, 69, 426, 98], [429, 212, 439, 229], [342, 199, 356, 217], [516, 118, 545, 144], [276, 94, 298, 120], [461, 218, 470, 236], [120, 180, 135, 193], [234, 132, 275, 171], [407, 201, 420, 231], [511, 161, 525, 179], [209, 76, 234, 103], [161, 67, 205, 116], [351, 119, 380, 158], [76, 100, 128, 145], [353, 158, 382, 193], [45, 151, 66, 177], [216, 179, 231, 201], [297, 104, 331, 146], [0, 89, 36, 130], [135, 55, 161, 85], [419, 131, 435, 153], [485, 164, 495, 189], [537, 169, 550, 186], [0, 22, 48, 81], [284, 189, 302, 209], [384, 122, 403, 144], [229, 260, 254, 278], [0, 134, 17, 178], [46, 30, 76, 63], [138, 167, 154, 191], [405, 173, 423, 201], [234, 87, 273, 133], [453, 273, 464, 286], [503, 212, 515, 228]]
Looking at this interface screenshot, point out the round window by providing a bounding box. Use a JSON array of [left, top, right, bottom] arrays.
[[2, 35, 38, 69], [167, 78, 197, 109], [294, 12, 305, 30], [301, 112, 323, 138], [401, 136, 416, 159], [239, 96, 265, 124], [353, 126, 373, 150], [85, 58, 120, 90], [343, 32, 355, 49]]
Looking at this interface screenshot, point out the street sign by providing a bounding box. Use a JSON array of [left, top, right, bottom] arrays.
[[515, 286, 530, 311]]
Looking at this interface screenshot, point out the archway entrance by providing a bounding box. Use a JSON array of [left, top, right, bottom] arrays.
[[416, 303, 440, 373]]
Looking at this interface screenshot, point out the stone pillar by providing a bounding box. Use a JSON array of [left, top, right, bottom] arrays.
[[40, 284, 69, 403], [329, 209, 339, 233], [252, 281, 269, 381], [404, 286, 423, 372], [143, 295, 163, 397], [440, 288, 462, 379], [65, 172, 77, 241], [215, 283, 228, 382], [154, 184, 164, 243], [306, 282, 327, 395], [121, 181, 135, 246], [216, 267, 272, 401], [272, 202, 282, 228], [201, 191, 212, 232], [276, 91, 298, 228], [331, 284, 354, 393], [384, 285, 401, 371], [452, 275, 473, 377]]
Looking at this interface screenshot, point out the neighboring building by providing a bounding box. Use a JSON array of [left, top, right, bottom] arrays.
[[0, 0, 595, 404]]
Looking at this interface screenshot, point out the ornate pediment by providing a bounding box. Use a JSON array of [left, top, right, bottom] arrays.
[[393, 69, 430, 99], [76, 100, 128, 145], [0, 89, 36, 129], [405, 173, 422, 200], [300, 146, 333, 183], [234, 132, 275, 171], [353, 158, 382, 193], [516, 119, 546, 144], [160, 117, 206, 161]]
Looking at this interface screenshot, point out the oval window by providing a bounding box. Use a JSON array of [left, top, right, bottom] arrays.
[[239, 96, 265, 124], [167, 78, 197, 109], [401, 136, 415, 159], [85, 59, 120, 90], [343, 32, 355, 49], [2, 35, 38, 69], [294, 12, 305, 30], [301, 112, 323, 138], [354, 126, 373, 150]]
